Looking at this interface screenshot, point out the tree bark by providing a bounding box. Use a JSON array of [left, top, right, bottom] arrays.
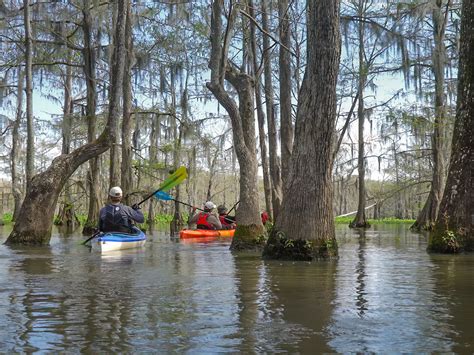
[[261, 0, 282, 220], [5, 0, 129, 245], [24, 0, 35, 191], [430, 0, 474, 253], [11, 70, 24, 221], [121, 0, 134, 205], [279, 0, 293, 188], [264, 0, 341, 260], [207, 0, 265, 251], [350, 0, 369, 229], [82, 0, 100, 234], [248, 0, 272, 219], [412, 0, 449, 231]]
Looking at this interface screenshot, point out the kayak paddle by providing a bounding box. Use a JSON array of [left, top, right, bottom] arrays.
[[154, 190, 203, 211], [137, 166, 188, 207]]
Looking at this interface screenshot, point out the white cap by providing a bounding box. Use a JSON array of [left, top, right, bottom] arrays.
[[109, 186, 123, 197], [204, 201, 216, 210]]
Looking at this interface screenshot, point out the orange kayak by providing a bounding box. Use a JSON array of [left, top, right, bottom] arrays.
[[179, 229, 235, 239]]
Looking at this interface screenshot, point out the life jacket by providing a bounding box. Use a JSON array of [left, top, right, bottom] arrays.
[[100, 204, 132, 233], [219, 214, 235, 227], [261, 211, 269, 225], [196, 212, 214, 230]]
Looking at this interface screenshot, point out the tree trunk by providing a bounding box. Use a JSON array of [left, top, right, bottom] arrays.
[[430, 0, 474, 253], [263, 0, 340, 260], [121, 0, 133, 205], [262, 0, 282, 220], [82, 0, 100, 234], [5, 0, 129, 245], [24, 0, 35, 191], [279, 0, 293, 188], [249, 0, 272, 219], [412, 0, 449, 231], [350, 0, 369, 229], [11, 70, 24, 221], [207, 0, 265, 251]]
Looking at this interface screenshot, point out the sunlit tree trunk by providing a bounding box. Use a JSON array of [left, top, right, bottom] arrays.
[[262, 0, 282, 220], [430, 0, 474, 253], [412, 0, 450, 231], [5, 0, 128, 245], [350, 0, 369, 228], [82, 0, 100, 234], [279, 0, 293, 188], [24, 0, 34, 191], [248, 0, 272, 219], [264, 0, 340, 260], [207, 0, 265, 250], [11, 70, 24, 221]]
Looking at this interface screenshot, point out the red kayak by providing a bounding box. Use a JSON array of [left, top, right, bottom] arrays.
[[179, 229, 235, 239]]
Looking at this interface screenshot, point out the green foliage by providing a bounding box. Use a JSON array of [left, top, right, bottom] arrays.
[[2, 213, 13, 224]]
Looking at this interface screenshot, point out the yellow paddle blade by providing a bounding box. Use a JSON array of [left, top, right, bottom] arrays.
[[158, 166, 188, 192]]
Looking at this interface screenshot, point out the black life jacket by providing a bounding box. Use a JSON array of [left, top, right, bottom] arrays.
[[100, 204, 132, 233]]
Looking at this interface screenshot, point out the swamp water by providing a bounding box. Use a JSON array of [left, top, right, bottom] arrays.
[[0, 224, 473, 353]]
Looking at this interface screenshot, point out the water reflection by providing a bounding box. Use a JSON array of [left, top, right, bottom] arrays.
[[0, 225, 472, 352]]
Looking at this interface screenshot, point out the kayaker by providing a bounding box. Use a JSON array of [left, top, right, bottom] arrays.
[[98, 186, 145, 233], [217, 205, 236, 229], [188, 201, 222, 230], [261, 211, 269, 225]]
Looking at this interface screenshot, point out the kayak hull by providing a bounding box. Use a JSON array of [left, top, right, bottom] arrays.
[[179, 229, 235, 239], [90, 227, 146, 252]]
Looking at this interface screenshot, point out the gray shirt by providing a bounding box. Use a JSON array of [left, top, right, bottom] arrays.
[[188, 211, 222, 230]]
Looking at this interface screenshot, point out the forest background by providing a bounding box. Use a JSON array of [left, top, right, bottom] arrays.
[[0, 0, 460, 232]]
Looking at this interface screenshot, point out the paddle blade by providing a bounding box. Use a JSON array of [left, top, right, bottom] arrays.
[[158, 166, 188, 192], [154, 190, 173, 201]]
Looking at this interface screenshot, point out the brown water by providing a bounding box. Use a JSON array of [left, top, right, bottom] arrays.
[[0, 224, 473, 353]]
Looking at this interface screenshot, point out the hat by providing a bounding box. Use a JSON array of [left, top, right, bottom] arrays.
[[204, 201, 216, 210], [217, 205, 227, 214], [109, 186, 123, 197]]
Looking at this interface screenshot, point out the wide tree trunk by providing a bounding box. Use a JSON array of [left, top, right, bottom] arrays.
[[263, 0, 341, 260], [5, 0, 129, 245], [11, 69, 24, 221], [121, 0, 133, 205], [412, 0, 449, 231], [82, 0, 100, 234], [261, 0, 282, 220], [207, 0, 265, 251], [24, 0, 35, 191], [430, 0, 474, 253], [249, 0, 272, 219], [279, 0, 293, 188]]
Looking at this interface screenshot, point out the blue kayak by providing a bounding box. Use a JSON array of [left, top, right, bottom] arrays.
[[90, 227, 146, 252]]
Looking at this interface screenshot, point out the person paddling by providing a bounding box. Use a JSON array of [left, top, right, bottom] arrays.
[[217, 205, 236, 230], [98, 186, 144, 233], [188, 201, 222, 230]]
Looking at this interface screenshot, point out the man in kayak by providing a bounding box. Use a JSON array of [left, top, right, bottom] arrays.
[[98, 186, 145, 233], [188, 201, 222, 230], [217, 205, 236, 229]]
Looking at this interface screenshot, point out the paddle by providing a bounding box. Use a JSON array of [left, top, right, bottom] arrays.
[[154, 190, 204, 211], [226, 200, 240, 216], [137, 166, 188, 207], [81, 229, 101, 246]]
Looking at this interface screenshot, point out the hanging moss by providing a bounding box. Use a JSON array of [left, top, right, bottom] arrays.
[[230, 224, 267, 252], [263, 230, 338, 261]]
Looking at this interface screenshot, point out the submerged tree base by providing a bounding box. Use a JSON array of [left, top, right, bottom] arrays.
[[230, 224, 267, 251], [5, 230, 52, 246], [428, 225, 473, 253], [410, 221, 435, 233], [349, 221, 371, 229], [263, 229, 338, 261]]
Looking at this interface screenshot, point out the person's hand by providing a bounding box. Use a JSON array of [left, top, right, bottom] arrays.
[[192, 206, 197, 212], [132, 203, 140, 210]]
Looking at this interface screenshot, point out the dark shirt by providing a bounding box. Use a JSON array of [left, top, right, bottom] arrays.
[[99, 203, 144, 233]]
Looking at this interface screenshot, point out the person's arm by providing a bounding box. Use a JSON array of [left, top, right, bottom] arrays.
[[188, 211, 199, 225], [124, 205, 145, 224], [207, 214, 222, 230]]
